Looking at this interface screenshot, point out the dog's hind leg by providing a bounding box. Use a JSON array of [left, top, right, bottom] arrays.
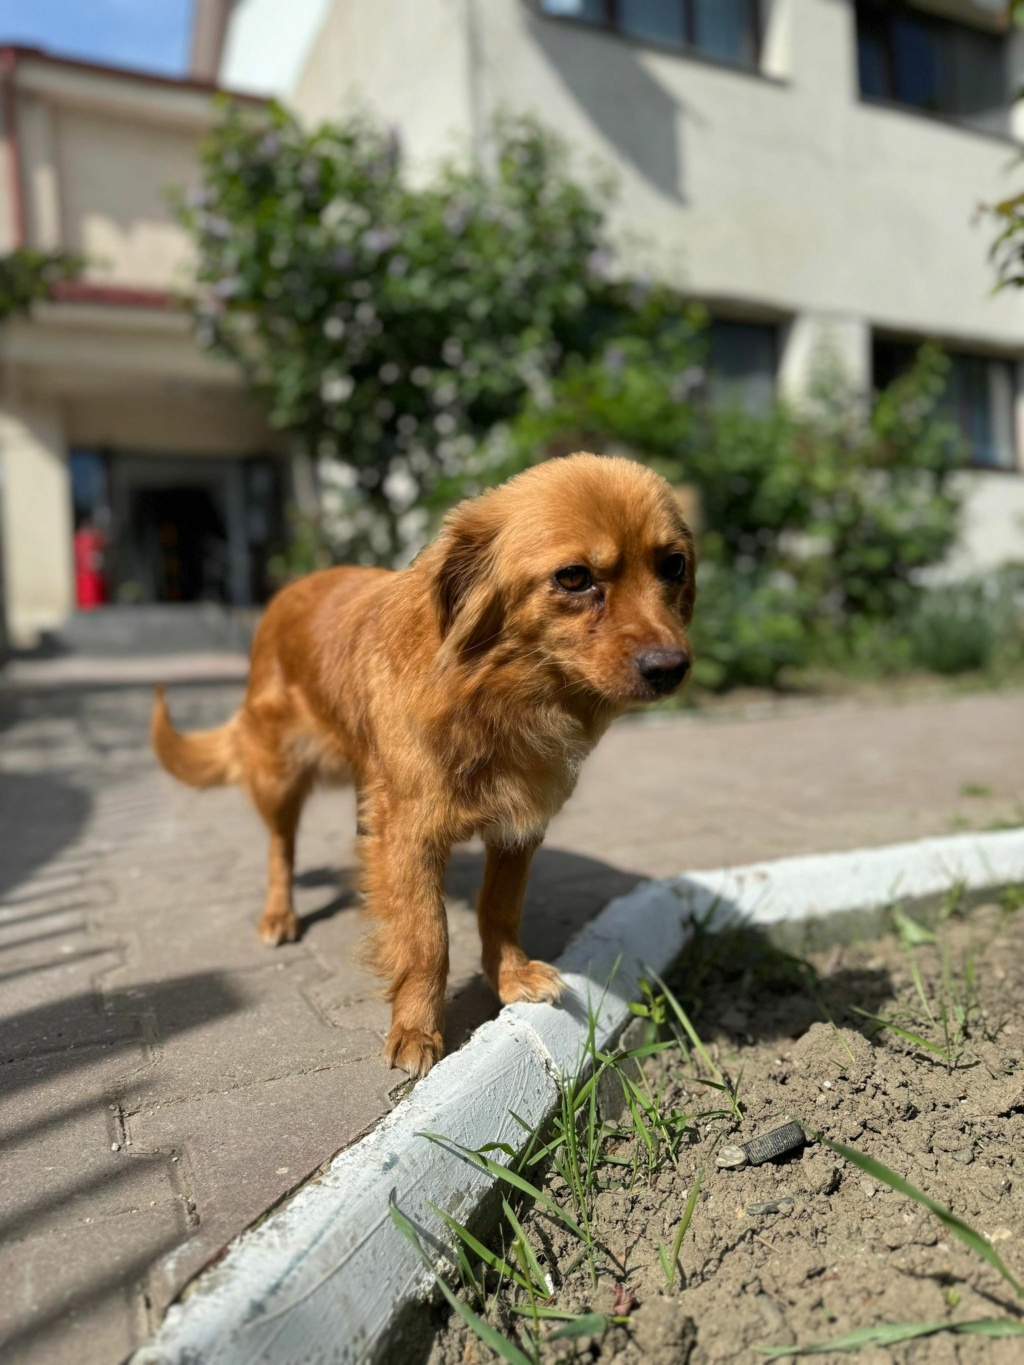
[[248, 764, 314, 946], [360, 799, 450, 1077], [477, 841, 564, 1005]]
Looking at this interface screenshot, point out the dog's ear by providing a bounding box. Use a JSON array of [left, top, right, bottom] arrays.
[[432, 496, 505, 659]]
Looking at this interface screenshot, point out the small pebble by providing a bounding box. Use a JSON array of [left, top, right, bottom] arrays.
[[952, 1148, 975, 1165], [746, 1198, 795, 1216], [860, 1179, 876, 1197], [111, 1143, 120, 1152]]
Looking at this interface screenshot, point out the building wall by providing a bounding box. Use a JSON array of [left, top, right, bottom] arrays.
[[55, 108, 201, 289], [293, 0, 477, 167], [285, 0, 1024, 568], [0, 398, 74, 644], [299, 0, 1024, 349], [0, 53, 283, 647]]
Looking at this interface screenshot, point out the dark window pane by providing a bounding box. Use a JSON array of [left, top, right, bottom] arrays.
[[948, 354, 1015, 469], [873, 341, 1017, 470], [692, 0, 757, 68], [857, 7, 892, 100], [856, 1, 1007, 124], [892, 14, 948, 111], [708, 321, 777, 415], [618, 0, 685, 49], [540, 0, 607, 23]]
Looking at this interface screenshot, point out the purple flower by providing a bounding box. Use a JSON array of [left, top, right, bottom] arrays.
[[201, 214, 232, 241], [257, 132, 283, 161], [586, 248, 611, 278], [443, 204, 469, 237], [361, 227, 397, 255], [213, 275, 241, 299]]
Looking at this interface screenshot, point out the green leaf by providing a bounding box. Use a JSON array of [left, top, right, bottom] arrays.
[[850, 1007, 949, 1061], [546, 1312, 610, 1341], [501, 1199, 550, 1297], [389, 1203, 535, 1365], [892, 905, 936, 946], [812, 1132, 1024, 1298], [664, 1163, 704, 1287], [431, 1204, 533, 1295], [756, 1317, 1024, 1357], [420, 1133, 589, 1244]]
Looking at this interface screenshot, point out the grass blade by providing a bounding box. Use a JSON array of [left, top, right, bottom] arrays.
[[812, 1132, 1024, 1298], [664, 1165, 704, 1287], [502, 1198, 550, 1297], [432, 1204, 533, 1296], [389, 1203, 535, 1365], [420, 1133, 588, 1244], [648, 969, 725, 1086], [850, 1007, 950, 1060], [892, 905, 936, 947], [756, 1316, 1024, 1357], [547, 1312, 610, 1341]]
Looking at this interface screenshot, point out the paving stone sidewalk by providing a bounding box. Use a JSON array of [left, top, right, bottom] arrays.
[[1, 678, 1022, 1363]]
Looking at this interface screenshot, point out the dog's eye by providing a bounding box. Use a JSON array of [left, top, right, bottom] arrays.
[[554, 565, 593, 594], [659, 553, 687, 584]]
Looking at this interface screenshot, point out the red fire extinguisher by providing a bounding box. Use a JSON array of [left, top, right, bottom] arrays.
[[74, 521, 108, 609]]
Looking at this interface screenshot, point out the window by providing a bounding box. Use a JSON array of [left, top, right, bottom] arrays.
[[708, 320, 778, 415], [539, 0, 761, 70], [855, 1, 1007, 130], [874, 339, 1018, 471]]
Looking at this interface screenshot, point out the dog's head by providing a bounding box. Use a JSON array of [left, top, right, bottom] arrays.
[[430, 453, 695, 708]]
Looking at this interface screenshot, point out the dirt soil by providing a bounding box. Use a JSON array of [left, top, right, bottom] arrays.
[[427, 898, 1024, 1364]]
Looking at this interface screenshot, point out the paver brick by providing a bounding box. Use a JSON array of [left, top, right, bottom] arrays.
[[0, 678, 1021, 1361]]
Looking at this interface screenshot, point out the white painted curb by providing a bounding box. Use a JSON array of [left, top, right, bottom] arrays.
[[673, 828, 1024, 927], [133, 828, 1024, 1365]]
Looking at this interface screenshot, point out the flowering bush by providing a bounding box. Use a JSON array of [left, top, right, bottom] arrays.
[[183, 104, 989, 691], [497, 339, 966, 688], [182, 103, 616, 561]]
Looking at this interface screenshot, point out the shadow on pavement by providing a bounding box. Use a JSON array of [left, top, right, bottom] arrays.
[[443, 843, 647, 1054], [0, 772, 92, 902], [0, 971, 245, 1359]]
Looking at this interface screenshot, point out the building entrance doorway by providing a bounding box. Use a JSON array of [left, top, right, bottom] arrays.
[[69, 449, 285, 608], [129, 485, 229, 603]]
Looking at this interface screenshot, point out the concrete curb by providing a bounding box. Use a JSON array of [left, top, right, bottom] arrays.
[[133, 828, 1024, 1365], [673, 827, 1024, 926]]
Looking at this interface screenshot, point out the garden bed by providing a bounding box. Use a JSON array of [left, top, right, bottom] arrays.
[[425, 892, 1024, 1364]]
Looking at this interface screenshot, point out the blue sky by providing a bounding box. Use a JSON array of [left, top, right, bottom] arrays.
[[1, 0, 194, 77]]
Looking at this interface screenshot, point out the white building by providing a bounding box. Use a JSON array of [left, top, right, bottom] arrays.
[[213, 0, 1024, 572]]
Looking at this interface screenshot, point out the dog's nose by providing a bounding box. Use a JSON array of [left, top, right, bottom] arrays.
[[635, 646, 690, 694]]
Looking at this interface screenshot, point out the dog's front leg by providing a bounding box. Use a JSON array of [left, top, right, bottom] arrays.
[[478, 841, 564, 1006], [362, 812, 450, 1078]]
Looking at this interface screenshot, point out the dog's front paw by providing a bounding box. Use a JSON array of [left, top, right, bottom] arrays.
[[498, 960, 565, 1006], [384, 1025, 444, 1077], [257, 910, 300, 946]]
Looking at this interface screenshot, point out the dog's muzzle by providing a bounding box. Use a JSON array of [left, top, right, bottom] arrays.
[[634, 646, 690, 696]]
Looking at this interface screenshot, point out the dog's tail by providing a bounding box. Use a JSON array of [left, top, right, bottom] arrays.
[[151, 685, 242, 789]]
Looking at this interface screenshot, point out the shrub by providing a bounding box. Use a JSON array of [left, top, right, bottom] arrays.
[[182, 104, 616, 562], [905, 574, 1024, 677], [500, 338, 965, 689]]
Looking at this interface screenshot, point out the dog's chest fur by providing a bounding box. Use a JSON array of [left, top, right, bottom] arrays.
[[450, 706, 605, 846]]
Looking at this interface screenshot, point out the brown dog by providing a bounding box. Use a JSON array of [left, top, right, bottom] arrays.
[[152, 454, 695, 1076]]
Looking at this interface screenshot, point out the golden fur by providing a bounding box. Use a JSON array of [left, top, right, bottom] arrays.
[[152, 454, 695, 1076]]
